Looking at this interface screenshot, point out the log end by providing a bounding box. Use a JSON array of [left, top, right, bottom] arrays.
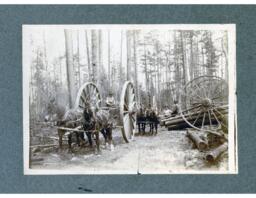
[[198, 142, 208, 151], [205, 154, 215, 162]]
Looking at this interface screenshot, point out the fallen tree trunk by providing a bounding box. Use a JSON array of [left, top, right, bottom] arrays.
[[187, 129, 208, 151], [205, 142, 228, 162]]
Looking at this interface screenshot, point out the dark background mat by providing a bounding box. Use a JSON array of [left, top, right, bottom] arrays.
[[0, 5, 255, 193]]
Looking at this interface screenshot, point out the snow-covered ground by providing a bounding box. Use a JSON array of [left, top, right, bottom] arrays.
[[30, 126, 228, 174]]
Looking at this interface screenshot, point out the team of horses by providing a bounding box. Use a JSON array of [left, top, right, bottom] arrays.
[[136, 108, 159, 135], [57, 105, 159, 153]]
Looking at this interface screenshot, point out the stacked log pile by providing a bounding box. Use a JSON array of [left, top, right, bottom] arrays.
[[160, 105, 228, 131], [186, 129, 228, 163], [160, 105, 228, 163]]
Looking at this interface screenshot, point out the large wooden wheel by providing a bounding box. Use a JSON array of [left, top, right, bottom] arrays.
[[74, 82, 102, 110], [120, 81, 137, 142], [179, 76, 228, 134]]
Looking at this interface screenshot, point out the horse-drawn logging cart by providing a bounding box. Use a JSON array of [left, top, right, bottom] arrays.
[[44, 74, 229, 163], [56, 81, 137, 153]]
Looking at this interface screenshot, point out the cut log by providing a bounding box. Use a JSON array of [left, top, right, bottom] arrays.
[[162, 106, 228, 125], [165, 109, 228, 127], [205, 142, 228, 162], [187, 129, 208, 151], [167, 118, 218, 130]]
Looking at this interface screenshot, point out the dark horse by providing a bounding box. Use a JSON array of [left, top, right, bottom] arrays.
[[84, 107, 114, 153], [136, 108, 146, 134], [148, 110, 159, 135], [57, 107, 114, 153]]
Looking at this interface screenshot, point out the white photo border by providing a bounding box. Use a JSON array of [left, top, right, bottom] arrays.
[[23, 24, 237, 175]]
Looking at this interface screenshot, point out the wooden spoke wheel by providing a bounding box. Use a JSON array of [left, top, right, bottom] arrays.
[[179, 76, 228, 134], [120, 81, 137, 142], [74, 82, 102, 110]]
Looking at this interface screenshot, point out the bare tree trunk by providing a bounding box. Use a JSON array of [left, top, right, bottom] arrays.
[[91, 30, 98, 83], [180, 31, 188, 109], [180, 31, 187, 87], [36, 49, 40, 118], [126, 30, 131, 81], [98, 29, 103, 92], [43, 32, 50, 98], [98, 30, 103, 70], [189, 31, 194, 81], [108, 30, 111, 88], [76, 30, 81, 87], [156, 42, 161, 110], [30, 56, 35, 121], [119, 30, 123, 86], [173, 31, 180, 102], [58, 56, 63, 88], [133, 30, 139, 101], [200, 45, 204, 76], [154, 58, 157, 99], [143, 39, 149, 99], [206, 31, 214, 76], [85, 30, 91, 81], [194, 36, 200, 78], [165, 51, 168, 90], [53, 61, 57, 99], [222, 31, 228, 81], [64, 29, 76, 108]]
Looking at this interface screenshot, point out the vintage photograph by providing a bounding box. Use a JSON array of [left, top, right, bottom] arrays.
[[23, 25, 237, 174]]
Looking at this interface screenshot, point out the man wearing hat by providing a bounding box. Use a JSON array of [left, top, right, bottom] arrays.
[[106, 92, 115, 107]]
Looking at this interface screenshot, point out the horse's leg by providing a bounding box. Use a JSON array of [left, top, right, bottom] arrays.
[[155, 122, 158, 135], [150, 123, 153, 135], [139, 123, 143, 135], [138, 122, 141, 134], [85, 132, 93, 147], [101, 129, 107, 141], [95, 131, 100, 154], [106, 127, 114, 151], [58, 129, 63, 149], [75, 132, 81, 146], [100, 128, 108, 148], [68, 133, 72, 151], [79, 132, 86, 146], [142, 122, 146, 135]]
